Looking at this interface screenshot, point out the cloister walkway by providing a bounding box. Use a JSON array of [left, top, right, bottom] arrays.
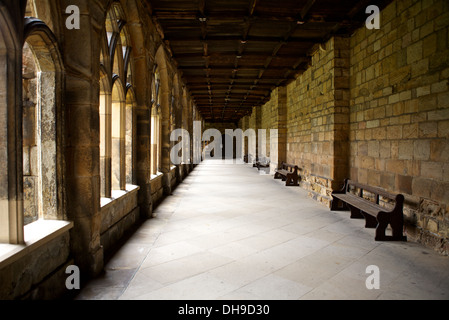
[[77, 159, 449, 300]]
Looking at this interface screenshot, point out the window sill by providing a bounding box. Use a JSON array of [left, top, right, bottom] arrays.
[[150, 171, 163, 181], [101, 184, 140, 208], [0, 220, 74, 270]]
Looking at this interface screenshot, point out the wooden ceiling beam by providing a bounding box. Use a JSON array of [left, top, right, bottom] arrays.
[[198, 0, 206, 17], [184, 76, 295, 82], [300, 0, 317, 21], [165, 34, 324, 43], [153, 11, 318, 22], [173, 52, 308, 59], [146, 0, 393, 122], [248, 0, 258, 16]]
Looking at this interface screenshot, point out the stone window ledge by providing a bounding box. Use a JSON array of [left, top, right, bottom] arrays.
[[101, 184, 140, 209], [0, 220, 74, 270], [150, 171, 163, 182]]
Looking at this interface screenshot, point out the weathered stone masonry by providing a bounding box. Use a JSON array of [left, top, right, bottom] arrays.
[[349, 0, 449, 254], [0, 0, 203, 299], [240, 0, 449, 255], [0, 0, 448, 301]]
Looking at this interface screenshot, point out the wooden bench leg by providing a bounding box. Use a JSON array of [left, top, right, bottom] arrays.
[[390, 212, 407, 241], [375, 215, 388, 241], [361, 212, 378, 229], [330, 198, 348, 211], [374, 212, 407, 241], [285, 175, 299, 186], [348, 205, 364, 219]]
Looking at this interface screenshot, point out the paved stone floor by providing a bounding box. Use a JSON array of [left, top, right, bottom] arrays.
[[76, 159, 449, 300]]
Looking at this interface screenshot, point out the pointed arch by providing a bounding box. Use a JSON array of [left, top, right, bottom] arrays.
[[125, 86, 136, 184], [100, 1, 134, 196], [154, 45, 172, 186], [150, 64, 162, 176], [111, 76, 126, 191], [22, 18, 65, 226], [24, 0, 63, 37], [100, 65, 112, 197]]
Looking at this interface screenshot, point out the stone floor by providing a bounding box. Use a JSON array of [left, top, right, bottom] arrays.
[[75, 159, 449, 300]]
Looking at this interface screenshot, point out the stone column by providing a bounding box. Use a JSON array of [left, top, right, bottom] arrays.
[[159, 65, 172, 195], [270, 87, 288, 173], [331, 37, 350, 190], [131, 49, 152, 218], [62, 0, 103, 277], [188, 101, 194, 170], [0, 1, 25, 244], [252, 106, 261, 164]]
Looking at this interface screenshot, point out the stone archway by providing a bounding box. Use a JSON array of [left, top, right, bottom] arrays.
[[155, 45, 172, 195], [23, 18, 65, 223]]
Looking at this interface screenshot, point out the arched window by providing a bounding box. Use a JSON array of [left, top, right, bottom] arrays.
[[22, 19, 64, 226], [111, 78, 125, 191], [151, 67, 161, 177], [22, 40, 40, 225], [100, 2, 135, 198], [100, 59, 112, 198], [126, 87, 136, 184]]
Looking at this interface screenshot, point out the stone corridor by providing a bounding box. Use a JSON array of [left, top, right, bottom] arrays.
[[76, 160, 449, 300], [1, 0, 449, 301]]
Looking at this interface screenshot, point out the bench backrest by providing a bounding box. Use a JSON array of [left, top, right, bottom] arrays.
[[281, 162, 299, 172], [259, 156, 270, 164], [345, 179, 404, 206]]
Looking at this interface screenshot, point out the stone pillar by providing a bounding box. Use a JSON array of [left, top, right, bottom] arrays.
[[159, 66, 172, 195], [252, 106, 261, 164], [270, 87, 288, 173], [174, 82, 183, 183], [0, 0, 25, 244], [62, 0, 103, 277], [331, 37, 350, 190], [285, 36, 350, 206], [133, 56, 152, 218]]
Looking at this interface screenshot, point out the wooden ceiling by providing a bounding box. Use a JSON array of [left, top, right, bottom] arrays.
[[145, 0, 391, 123]]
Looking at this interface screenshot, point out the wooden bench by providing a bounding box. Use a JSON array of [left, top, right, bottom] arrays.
[[252, 156, 259, 168], [274, 162, 300, 186], [331, 179, 407, 241], [254, 156, 270, 171]]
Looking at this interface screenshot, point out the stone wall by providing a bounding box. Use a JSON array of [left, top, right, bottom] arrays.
[[0, 223, 73, 300], [349, 0, 449, 253], [100, 186, 140, 255], [242, 37, 350, 205], [240, 0, 449, 254], [0, 0, 204, 300], [285, 37, 350, 206], [150, 175, 164, 207], [240, 87, 287, 170]]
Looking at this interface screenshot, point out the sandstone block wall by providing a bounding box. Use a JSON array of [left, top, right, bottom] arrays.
[[0, 230, 72, 300], [100, 186, 140, 255], [240, 0, 449, 254], [286, 37, 350, 206], [349, 0, 449, 253], [0, 0, 204, 300]]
